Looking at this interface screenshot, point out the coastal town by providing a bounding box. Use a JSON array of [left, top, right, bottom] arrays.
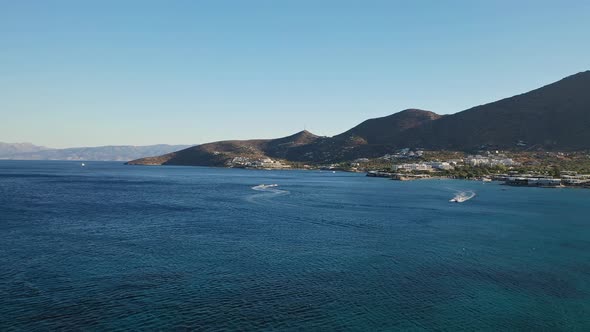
[[364, 149, 590, 189], [225, 148, 590, 189], [368, 169, 590, 188]]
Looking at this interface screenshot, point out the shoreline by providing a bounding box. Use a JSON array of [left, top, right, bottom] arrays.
[[366, 171, 590, 189]]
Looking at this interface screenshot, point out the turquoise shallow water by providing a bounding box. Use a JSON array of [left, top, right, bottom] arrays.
[[1, 160, 589, 330]]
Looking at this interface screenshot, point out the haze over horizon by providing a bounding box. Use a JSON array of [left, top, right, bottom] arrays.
[[1, 1, 589, 148]]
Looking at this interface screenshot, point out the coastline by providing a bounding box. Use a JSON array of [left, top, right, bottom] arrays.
[[366, 171, 590, 189], [125, 161, 590, 189]]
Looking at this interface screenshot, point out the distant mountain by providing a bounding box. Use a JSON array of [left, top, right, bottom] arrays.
[[0, 142, 48, 157], [0, 144, 193, 161], [128, 71, 590, 166]]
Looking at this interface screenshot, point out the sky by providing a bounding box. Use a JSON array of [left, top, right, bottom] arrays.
[[1, 0, 589, 148]]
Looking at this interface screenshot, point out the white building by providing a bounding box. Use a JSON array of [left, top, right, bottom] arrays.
[[393, 161, 454, 172], [466, 155, 518, 167], [393, 163, 434, 172], [425, 161, 454, 170]]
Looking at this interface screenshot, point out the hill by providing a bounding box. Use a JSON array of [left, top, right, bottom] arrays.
[[128, 71, 590, 166], [404, 70, 590, 150], [336, 109, 443, 145], [284, 109, 443, 162], [127, 131, 320, 166]]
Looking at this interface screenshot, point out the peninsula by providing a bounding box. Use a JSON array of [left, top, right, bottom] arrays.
[[128, 71, 590, 169]]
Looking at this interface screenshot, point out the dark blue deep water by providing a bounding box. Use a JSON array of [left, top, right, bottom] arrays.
[[1, 161, 590, 330]]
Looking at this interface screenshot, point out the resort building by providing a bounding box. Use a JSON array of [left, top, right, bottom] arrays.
[[393, 161, 454, 172], [466, 155, 518, 167]]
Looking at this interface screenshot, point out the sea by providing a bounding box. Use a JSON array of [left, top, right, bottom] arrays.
[[1, 160, 589, 330]]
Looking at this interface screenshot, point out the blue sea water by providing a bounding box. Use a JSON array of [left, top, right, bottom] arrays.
[[1, 160, 589, 331]]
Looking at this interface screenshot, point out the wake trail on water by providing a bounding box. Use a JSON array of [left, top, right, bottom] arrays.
[[449, 190, 476, 203], [245, 184, 292, 206]]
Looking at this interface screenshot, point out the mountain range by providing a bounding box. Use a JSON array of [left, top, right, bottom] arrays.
[[128, 71, 590, 167], [0, 142, 49, 156], [0, 144, 192, 161]]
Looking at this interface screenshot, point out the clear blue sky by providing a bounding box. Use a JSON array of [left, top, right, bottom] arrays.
[[1, 0, 589, 148]]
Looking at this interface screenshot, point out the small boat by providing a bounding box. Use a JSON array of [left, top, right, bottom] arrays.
[[253, 184, 278, 190], [449, 191, 476, 203], [81, 163, 86, 167], [449, 197, 466, 203]]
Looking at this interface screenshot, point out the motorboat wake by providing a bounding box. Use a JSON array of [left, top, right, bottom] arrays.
[[252, 184, 279, 190], [247, 183, 291, 205], [449, 191, 476, 203]]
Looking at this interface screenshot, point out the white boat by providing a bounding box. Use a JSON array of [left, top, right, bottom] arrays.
[[81, 163, 86, 167], [450, 197, 467, 203], [449, 191, 476, 203], [253, 184, 278, 190]]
